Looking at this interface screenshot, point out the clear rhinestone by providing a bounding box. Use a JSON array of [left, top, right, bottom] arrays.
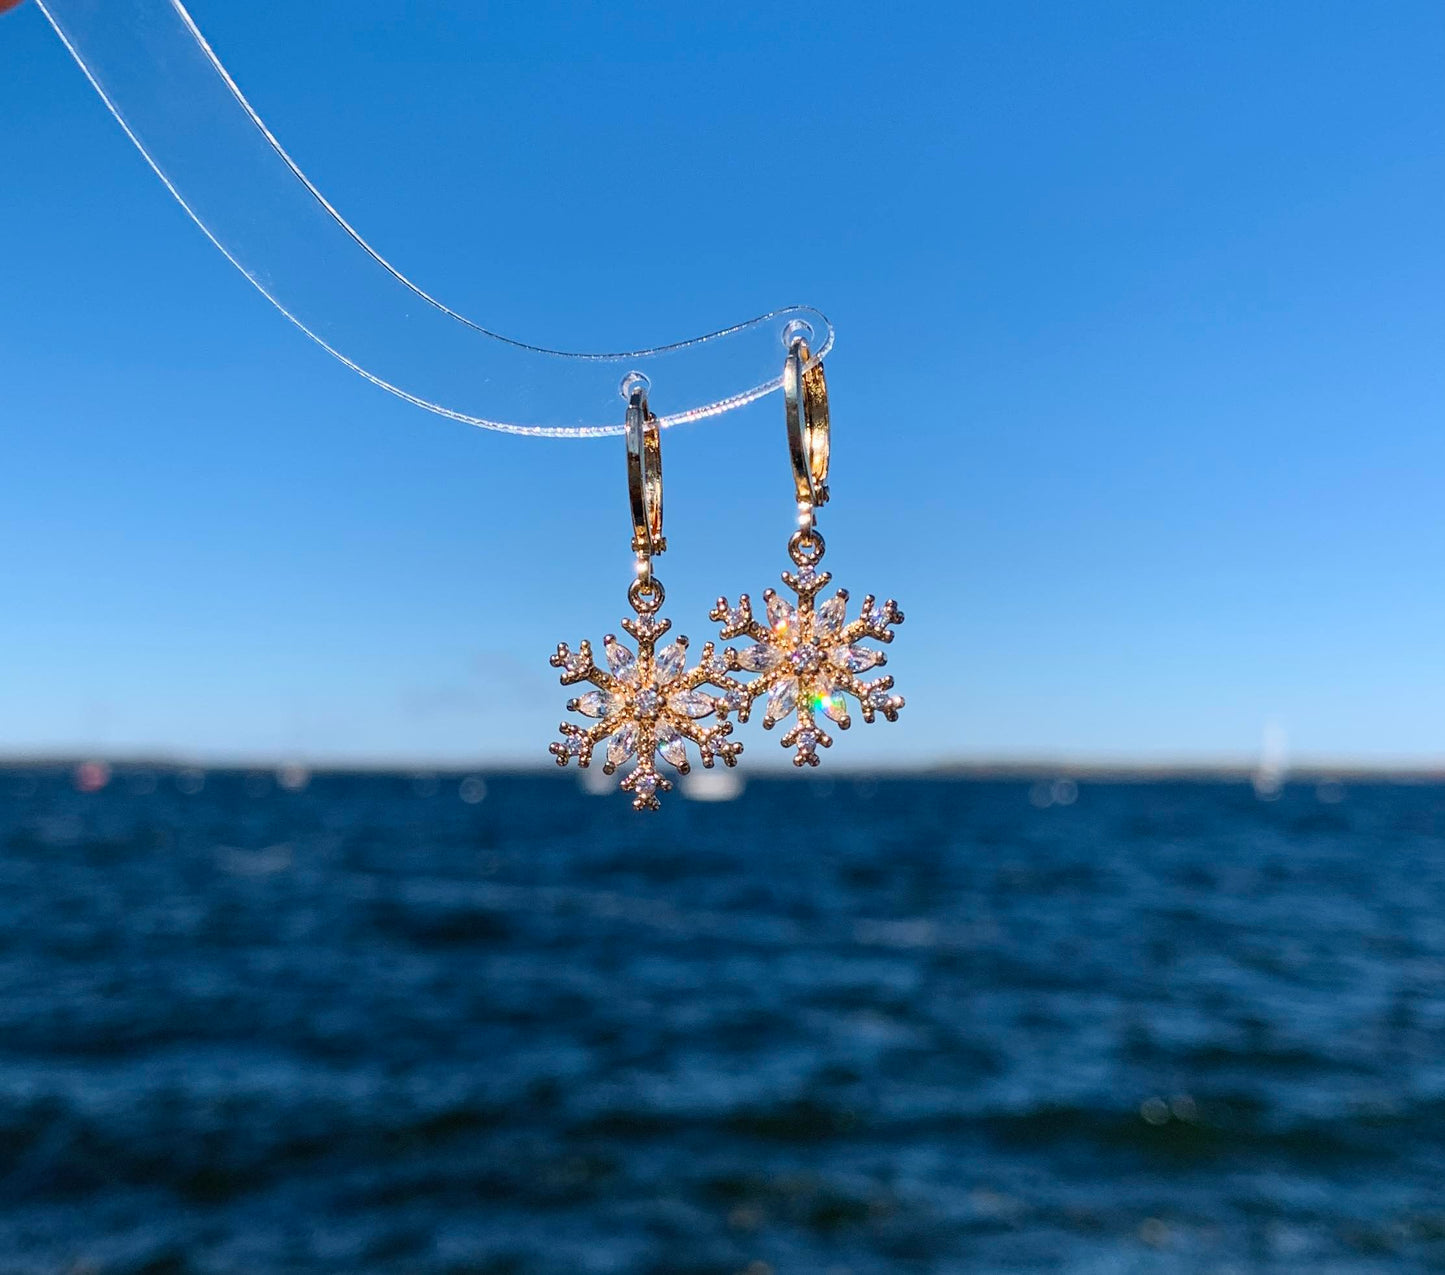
[[607, 724, 638, 767], [605, 636, 636, 676], [655, 640, 686, 683], [657, 724, 689, 768], [722, 690, 746, 712], [563, 652, 589, 677], [737, 643, 777, 672], [765, 677, 798, 725], [574, 690, 612, 718], [818, 684, 849, 723], [634, 688, 661, 717], [635, 772, 658, 797], [796, 729, 818, 752], [564, 735, 586, 756], [669, 690, 713, 718], [868, 688, 894, 709], [866, 599, 896, 629], [816, 593, 847, 637], [794, 566, 818, 590], [789, 642, 823, 673], [833, 644, 882, 673], [726, 606, 749, 630], [766, 594, 797, 638]]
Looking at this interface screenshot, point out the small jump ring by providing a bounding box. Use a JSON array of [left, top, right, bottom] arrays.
[[788, 529, 826, 566], [783, 336, 831, 516], [627, 576, 665, 614], [625, 380, 666, 574]]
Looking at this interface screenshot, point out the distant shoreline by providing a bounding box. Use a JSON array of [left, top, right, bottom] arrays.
[[2, 756, 1441, 783]]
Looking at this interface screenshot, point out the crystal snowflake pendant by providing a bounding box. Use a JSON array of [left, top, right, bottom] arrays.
[[711, 539, 904, 767], [549, 579, 744, 810]]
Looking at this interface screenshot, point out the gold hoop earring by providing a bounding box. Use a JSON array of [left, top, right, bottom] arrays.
[[711, 338, 904, 766], [548, 378, 742, 809]]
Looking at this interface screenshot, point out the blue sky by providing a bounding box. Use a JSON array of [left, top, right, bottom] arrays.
[[1, 0, 1442, 767]]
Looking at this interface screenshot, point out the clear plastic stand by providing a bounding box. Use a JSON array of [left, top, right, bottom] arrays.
[[33, 0, 833, 437]]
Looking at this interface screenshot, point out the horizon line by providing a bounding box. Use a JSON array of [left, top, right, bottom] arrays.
[[3, 752, 1443, 782]]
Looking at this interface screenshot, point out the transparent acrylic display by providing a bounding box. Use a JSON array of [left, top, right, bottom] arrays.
[[33, 0, 833, 437]]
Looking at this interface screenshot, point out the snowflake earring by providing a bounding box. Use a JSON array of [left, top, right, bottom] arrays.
[[548, 377, 743, 809], [711, 332, 905, 766]]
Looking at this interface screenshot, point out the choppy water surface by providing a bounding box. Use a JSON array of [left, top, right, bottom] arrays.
[[0, 769, 1442, 1273]]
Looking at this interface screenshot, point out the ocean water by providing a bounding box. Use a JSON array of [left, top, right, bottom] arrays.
[[0, 768, 1442, 1274]]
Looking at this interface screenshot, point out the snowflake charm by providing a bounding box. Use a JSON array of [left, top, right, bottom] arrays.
[[711, 559, 904, 766], [549, 590, 743, 810]]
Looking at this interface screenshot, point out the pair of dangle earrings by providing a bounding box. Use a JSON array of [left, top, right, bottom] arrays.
[[549, 335, 905, 810]]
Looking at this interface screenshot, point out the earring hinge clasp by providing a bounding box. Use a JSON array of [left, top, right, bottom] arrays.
[[625, 382, 665, 581], [783, 336, 830, 534]]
